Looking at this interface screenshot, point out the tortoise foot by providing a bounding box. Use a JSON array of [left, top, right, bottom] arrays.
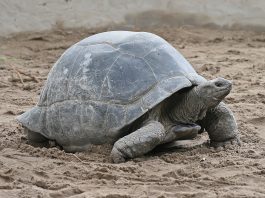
[[110, 147, 126, 163], [211, 136, 241, 149], [110, 121, 165, 163]]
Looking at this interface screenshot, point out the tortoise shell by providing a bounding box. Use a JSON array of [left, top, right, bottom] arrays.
[[17, 31, 204, 147]]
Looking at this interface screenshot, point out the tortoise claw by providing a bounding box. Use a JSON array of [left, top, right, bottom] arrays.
[[211, 136, 241, 149], [110, 147, 126, 163]]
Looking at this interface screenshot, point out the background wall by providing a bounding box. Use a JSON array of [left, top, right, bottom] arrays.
[[1, 0, 265, 37]]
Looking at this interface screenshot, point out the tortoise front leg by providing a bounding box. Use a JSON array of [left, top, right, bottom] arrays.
[[110, 121, 202, 163], [199, 102, 241, 147], [162, 123, 201, 143], [111, 121, 165, 163]]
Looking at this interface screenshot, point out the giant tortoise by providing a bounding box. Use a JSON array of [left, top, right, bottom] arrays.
[[17, 31, 240, 163]]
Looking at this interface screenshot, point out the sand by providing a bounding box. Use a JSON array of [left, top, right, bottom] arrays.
[[0, 26, 265, 198]]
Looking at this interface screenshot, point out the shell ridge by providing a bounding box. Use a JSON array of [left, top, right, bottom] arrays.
[[66, 46, 86, 99], [58, 103, 66, 142], [71, 45, 94, 80], [143, 43, 167, 58], [78, 42, 118, 50], [37, 72, 196, 108], [102, 104, 110, 135], [141, 57, 158, 81], [99, 54, 122, 99]]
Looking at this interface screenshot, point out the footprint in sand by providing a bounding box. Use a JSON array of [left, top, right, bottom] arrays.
[[249, 117, 265, 139]]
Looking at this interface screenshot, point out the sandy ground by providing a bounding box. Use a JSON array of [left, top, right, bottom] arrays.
[[0, 26, 265, 198]]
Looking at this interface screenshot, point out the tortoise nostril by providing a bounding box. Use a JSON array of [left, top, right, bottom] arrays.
[[215, 81, 224, 87]]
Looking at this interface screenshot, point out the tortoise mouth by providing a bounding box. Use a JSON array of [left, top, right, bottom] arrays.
[[217, 84, 232, 94], [210, 88, 231, 105], [205, 85, 232, 107], [217, 86, 231, 94]]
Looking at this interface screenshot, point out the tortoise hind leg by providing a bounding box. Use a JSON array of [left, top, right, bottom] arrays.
[[26, 128, 48, 143], [24, 128, 57, 148], [26, 129, 61, 149], [198, 102, 241, 147]]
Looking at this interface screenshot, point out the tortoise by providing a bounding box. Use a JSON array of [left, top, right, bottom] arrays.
[[17, 31, 240, 163]]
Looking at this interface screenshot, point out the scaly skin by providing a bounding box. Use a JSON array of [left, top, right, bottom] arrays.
[[162, 124, 201, 143], [111, 121, 165, 163], [27, 129, 47, 143], [110, 121, 201, 163], [198, 102, 241, 147]]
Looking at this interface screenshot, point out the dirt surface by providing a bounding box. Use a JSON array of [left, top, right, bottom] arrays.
[[0, 26, 265, 198]]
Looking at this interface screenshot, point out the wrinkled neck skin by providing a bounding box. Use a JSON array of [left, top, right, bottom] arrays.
[[163, 87, 208, 125]]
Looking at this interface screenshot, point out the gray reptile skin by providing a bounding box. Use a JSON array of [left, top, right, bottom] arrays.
[[17, 31, 240, 163]]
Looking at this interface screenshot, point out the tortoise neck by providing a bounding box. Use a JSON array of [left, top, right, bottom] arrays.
[[166, 87, 207, 124]]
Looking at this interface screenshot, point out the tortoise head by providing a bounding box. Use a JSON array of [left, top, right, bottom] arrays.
[[195, 77, 232, 108]]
